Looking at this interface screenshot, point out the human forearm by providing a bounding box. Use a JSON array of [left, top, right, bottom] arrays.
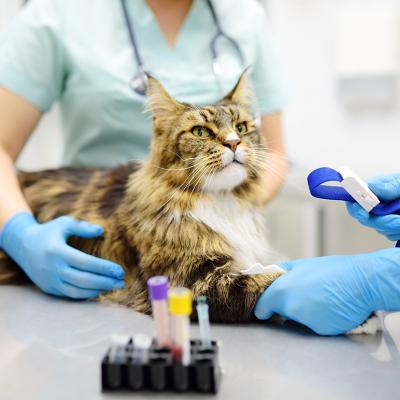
[[0, 147, 31, 228], [260, 150, 288, 204], [0, 86, 44, 228], [259, 112, 288, 204]]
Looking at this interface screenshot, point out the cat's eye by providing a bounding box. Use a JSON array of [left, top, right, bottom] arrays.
[[235, 122, 247, 134], [192, 126, 211, 138]]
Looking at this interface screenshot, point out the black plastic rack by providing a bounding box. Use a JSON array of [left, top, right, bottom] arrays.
[[101, 339, 221, 394]]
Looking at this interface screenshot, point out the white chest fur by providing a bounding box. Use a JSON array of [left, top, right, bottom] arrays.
[[188, 193, 274, 271]]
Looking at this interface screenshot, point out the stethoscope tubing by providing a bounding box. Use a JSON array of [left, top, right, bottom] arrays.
[[206, 0, 245, 66], [121, 0, 144, 69], [120, 0, 245, 95]]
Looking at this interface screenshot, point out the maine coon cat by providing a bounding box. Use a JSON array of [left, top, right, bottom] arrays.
[[0, 71, 283, 321]]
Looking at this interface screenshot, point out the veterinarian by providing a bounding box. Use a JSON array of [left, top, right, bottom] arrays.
[[255, 173, 400, 335], [0, 2, 288, 298]]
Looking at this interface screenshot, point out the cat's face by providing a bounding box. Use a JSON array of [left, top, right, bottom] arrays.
[[146, 72, 265, 193]]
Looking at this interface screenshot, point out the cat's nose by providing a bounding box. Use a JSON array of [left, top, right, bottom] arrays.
[[223, 139, 241, 152]]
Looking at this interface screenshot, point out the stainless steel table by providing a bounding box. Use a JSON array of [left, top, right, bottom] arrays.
[[1, 285, 399, 400]]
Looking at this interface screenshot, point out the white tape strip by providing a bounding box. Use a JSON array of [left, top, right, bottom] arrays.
[[241, 263, 285, 276]]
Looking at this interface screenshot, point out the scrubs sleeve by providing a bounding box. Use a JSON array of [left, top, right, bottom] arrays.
[[0, 0, 66, 112], [251, 5, 290, 115]]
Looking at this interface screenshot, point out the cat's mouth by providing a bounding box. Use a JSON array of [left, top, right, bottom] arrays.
[[202, 159, 247, 192], [222, 159, 247, 174], [225, 158, 244, 168]]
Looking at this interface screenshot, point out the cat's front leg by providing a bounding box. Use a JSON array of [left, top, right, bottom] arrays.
[[188, 264, 283, 323]]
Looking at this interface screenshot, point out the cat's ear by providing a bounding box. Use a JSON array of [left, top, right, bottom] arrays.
[[145, 74, 184, 123], [222, 67, 254, 106]]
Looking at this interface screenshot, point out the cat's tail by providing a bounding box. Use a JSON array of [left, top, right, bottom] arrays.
[[0, 250, 30, 285]]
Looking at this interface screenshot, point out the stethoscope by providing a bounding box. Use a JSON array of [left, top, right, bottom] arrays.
[[120, 0, 245, 96]]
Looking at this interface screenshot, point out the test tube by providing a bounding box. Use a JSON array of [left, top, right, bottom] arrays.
[[133, 333, 152, 364], [196, 296, 212, 349], [104, 335, 129, 390], [109, 334, 129, 363], [168, 287, 192, 366], [147, 276, 170, 347]]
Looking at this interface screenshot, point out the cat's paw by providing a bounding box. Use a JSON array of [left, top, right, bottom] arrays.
[[346, 314, 382, 335]]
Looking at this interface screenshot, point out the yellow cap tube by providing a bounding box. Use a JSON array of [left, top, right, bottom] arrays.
[[168, 287, 192, 315]]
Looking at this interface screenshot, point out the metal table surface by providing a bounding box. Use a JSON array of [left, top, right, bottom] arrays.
[[1, 285, 399, 400]]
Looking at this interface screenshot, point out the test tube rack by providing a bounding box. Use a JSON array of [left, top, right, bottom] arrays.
[[101, 338, 221, 394]]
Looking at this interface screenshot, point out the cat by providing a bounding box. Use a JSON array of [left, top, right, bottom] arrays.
[[0, 71, 284, 322]]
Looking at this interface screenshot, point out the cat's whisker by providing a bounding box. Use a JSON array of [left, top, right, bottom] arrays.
[[182, 161, 215, 195], [251, 153, 288, 166], [251, 158, 283, 172], [127, 147, 207, 166], [249, 142, 285, 152], [151, 157, 209, 172], [125, 157, 144, 163], [157, 147, 186, 161], [250, 156, 283, 170], [201, 165, 217, 194], [187, 169, 209, 199], [183, 156, 203, 162], [155, 158, 214, 216], [178, 157, 218, 202], [252, 153, 288, 166], [155, 171, 200, 215], [250, 148, 288, 161], [189, 164, 215, 197], [250, 159, 303, 191], [145, 154, 215, 176], [154, 169, 202, 216], [125, 157, 205, 171], [179, 166, 207, 195]]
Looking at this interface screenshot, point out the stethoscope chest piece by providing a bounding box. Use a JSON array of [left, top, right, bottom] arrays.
[[130, 69, 148, 96]]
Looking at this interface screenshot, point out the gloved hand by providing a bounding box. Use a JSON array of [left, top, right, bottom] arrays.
[[0, 212, 125, 299], [346, 173, 400, 241], [254, 248, 400, 335]]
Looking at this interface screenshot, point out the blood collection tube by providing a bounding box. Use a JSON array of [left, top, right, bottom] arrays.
[[168, 287, 192, 366], [109, 335, 129, 363], [133, 333, 152, 364], [147, 276, 170, 347], [196, 296, 212, 349]]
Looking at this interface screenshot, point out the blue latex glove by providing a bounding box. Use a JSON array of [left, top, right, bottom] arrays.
[[346, 173, 400, 241], [254, 249, 400, 335], [0, 212, 125, 299]]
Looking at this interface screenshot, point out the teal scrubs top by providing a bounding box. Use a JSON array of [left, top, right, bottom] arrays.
[[0, 0, 288, 168]]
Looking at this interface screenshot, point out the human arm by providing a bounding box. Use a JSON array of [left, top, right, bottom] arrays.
[[346, 173, 400, 241], [0, 86, 41, 227], [254, 249, 400, 335], [249, 3, 289, 205], [0, 87, 126, 298], [258, 112, 288, 204]]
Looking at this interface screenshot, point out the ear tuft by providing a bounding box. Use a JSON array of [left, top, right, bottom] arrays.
[[222, 67, 254, 106], [145, 75, 183, 122]]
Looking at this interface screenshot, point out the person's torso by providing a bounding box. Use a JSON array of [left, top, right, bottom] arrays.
[[57, 0, 260, 167]]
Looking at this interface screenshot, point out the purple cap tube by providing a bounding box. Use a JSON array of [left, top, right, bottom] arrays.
[[147, 276, 168, 300], [147, 276, 170, 347]]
